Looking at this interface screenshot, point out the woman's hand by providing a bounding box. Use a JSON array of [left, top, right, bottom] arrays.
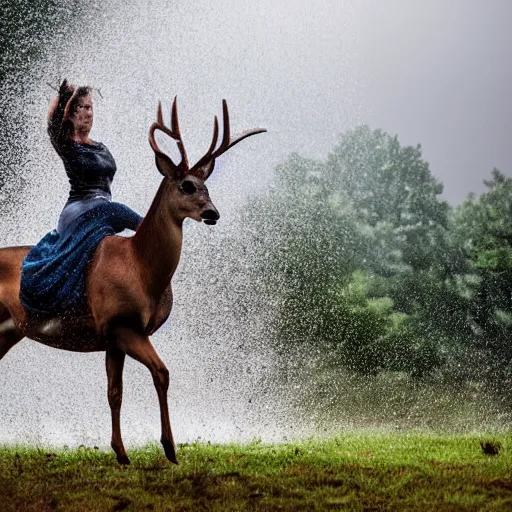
[[59, 79, 75, 100]]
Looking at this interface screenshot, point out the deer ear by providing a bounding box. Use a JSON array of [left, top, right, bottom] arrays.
[[154, 151, 181, 180], [194, 159, 215, 181]]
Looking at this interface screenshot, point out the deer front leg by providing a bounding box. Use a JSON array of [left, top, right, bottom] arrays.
[[113, 327, 178, 464], [106, 345, 129, 464]]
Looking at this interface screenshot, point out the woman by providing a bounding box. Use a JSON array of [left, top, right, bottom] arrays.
[[48, 79, 141, 235], [20, 80, 142, 315]]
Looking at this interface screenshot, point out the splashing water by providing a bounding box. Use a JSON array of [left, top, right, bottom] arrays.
[[0, 0, 508, 448]]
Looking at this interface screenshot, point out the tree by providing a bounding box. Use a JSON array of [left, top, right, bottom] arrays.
[[453, 169, 512, 382], [325, 126, 463, 375], [239, 128, 453, 378]]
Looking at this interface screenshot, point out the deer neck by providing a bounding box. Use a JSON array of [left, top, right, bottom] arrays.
[[131, 179, 183, 296]]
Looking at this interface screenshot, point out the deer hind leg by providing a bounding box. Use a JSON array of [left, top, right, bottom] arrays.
[[0, 306, 22, 360], [106, 344, 129, 464], [113, 326, 178, 464]]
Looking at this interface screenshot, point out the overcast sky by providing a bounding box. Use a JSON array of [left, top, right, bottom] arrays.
[[354, 0, 512, 203]]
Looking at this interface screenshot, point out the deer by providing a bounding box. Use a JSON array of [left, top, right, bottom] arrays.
[[0, 98, 266, 464]]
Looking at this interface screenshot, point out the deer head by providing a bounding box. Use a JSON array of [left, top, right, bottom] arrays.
[[149, 97, 266, 225]]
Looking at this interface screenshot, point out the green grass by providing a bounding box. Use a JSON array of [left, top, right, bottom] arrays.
[[1, 431, 512, 511]]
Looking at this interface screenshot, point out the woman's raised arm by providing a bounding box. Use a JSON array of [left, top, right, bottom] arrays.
[[47, 79, 75, 150]]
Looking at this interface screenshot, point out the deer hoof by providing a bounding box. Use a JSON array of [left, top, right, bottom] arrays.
[[117, 454, 131, 465], [162, 439, 178, 465]]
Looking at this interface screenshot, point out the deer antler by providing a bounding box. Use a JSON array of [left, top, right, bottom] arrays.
[[190, 99, 267, 180], [149, 97, 190, 178], [149, 98, 266, 180]]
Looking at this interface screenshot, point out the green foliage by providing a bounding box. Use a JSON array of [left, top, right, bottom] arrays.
[[243, 128, 454, 378], [325, 127, 464, 377], [452, 169, 512, 380], [455, 169, 512, 272], [337, 272, 443, 378], [327, 126, 460, 319], [326, 126, 447, 231], [198, 129, 509, 386]]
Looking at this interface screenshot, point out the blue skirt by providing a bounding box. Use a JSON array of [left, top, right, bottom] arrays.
[[20, 202, 142, 315]]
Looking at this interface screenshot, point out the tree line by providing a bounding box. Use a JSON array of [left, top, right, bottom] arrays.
[[222, 126, 512, 386]]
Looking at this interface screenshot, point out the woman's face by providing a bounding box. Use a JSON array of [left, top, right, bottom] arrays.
[[70, 95, 93, 134]]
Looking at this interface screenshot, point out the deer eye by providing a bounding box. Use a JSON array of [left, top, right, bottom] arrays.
[[180, 180, 197, 195]]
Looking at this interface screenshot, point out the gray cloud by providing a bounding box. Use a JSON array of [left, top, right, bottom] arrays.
[[354, 0, 512, 203]]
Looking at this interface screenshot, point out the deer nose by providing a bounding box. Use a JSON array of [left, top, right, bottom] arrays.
[[200, 207, 220, 225]]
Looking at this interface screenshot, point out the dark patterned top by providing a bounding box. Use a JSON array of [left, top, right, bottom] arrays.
[[58, 140, 116, 203]]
